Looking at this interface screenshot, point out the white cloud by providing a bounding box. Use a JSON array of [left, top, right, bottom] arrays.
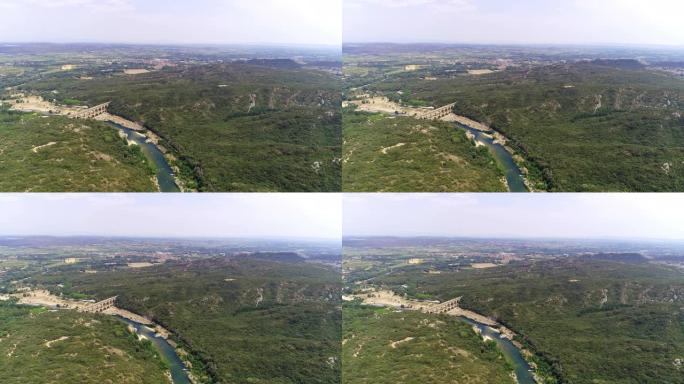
[[0, 0, 132, 10], [0, 194, 342, 239], [344, 0, 684, 45], [0, 0, 340, 45], [345, 0, 473, 9], [346, 0, 466, 7], [343, 193, 684, 240]]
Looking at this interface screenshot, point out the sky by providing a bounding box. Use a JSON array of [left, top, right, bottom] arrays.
[[344, 0, 684, 46], [0, 194, 341, 239], [344, 194, 684, 240], [0, 0, 341, 45]]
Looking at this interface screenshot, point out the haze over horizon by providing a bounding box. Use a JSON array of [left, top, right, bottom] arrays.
[[344, 0, 684, 46], [0, 0, 341, 46], [343, 194, 684, 240], [0, 194, 342, 239]]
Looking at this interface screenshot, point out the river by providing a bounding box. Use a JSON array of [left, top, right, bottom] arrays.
[[458, 317, 536, 384], [116, 316, 191, 384], [454, 123, 528, 192], [109, 122, 180, 192]]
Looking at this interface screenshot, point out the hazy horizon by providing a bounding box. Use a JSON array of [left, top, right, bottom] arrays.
[[344, 0, 684, 46], [0, 234, 341, 241], [342, 234, 684, 242], [0, 41, 340, 49], [343, 194, 684, 240], [342, 41, 684, 50], [0, 0, 341, 46], [0, 194, 342, 239]]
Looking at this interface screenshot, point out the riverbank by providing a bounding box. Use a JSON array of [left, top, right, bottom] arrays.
[[112, 123, 182, 192], [349, 288, 541, 383], [345, 96, 534, 192], [456, 124, 529, 192], [446, 115, 541, 192], [105, 121, 189, 192], [116, 316, 193, 384], [11, 289, 198, 383], [441, 112, 491, 132], [6, 94, 187, 192], [95, 112, 144, 131]]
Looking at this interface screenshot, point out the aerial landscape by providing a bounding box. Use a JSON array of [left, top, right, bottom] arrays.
[[342, 194, 684, 383], [3, 1, 684, 384], [0, 194, 342, 383], [0, 0, 342, 192], [342, 0, 684, 192]]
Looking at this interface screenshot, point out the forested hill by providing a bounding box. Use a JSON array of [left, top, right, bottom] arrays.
[[372, 258, 684, 384], [0, 303, 169, 384], [342, 111, 505, 192], [32, 257, 342, 384], [22, 62, 342, 192], [369, 62, 684, 191], [0, 110, 156, 192]]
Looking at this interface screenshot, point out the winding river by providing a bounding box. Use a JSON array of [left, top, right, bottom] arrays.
[[458, 317, 536, 384], [108, 122, 180, 192], [454, 123, 528, 192], [116, 316, 191, 384]]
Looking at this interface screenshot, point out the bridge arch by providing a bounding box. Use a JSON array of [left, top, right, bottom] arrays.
[[72, 102, 110, 120], [417, 102, 456, 120], [80, 296, 117, 313]]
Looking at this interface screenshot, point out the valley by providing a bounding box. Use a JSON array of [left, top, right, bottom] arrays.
[[343, 44, 684, 191], [0, 301, 172, 384], [0, 236, 342, 384], [0, 43, 342, 192], [342, 110, 507, 191], [343, 237, 684, 383]]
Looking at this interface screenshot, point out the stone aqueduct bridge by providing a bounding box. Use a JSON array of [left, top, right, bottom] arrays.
[[80, 296, 117, 314], [72, 102, 110, 119], [417, 102, 457, 120], [425, 297, 460, 314]]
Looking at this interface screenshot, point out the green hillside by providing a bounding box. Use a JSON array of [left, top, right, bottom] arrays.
[[343, 303, 515, 384], [0, 302, 169, 384], [374, 258, 684, 383], [342, 110, 505, 191], [369, 63, 684, 191], [31, 257, 342, 384], [22, 63, 341, 191], [0, 110, 155, 192]]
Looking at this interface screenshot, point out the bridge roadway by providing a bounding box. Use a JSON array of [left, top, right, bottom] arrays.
[[417, 102, 457, 120], [425, 297, 461, 314], [80, 296, 117, 313], [72, 102, 110, 119]]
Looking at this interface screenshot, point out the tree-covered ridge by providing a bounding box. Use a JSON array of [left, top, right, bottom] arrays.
[[373, 258, 684, 384], [0, 109, 156, 192], [0, 302, 169, 384], [342, 110, 505, 191], [22, 63, 342, 191], [368, 62, 684, 191], [31, 257, 342, 384], [342, 303, 515, 384]]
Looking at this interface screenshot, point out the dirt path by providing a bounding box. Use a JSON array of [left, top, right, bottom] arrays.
[[380, 143, 406, 154], [44, 336, 69, 348], [31, 142, 57, 153], [390, 337, 414, 348]]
